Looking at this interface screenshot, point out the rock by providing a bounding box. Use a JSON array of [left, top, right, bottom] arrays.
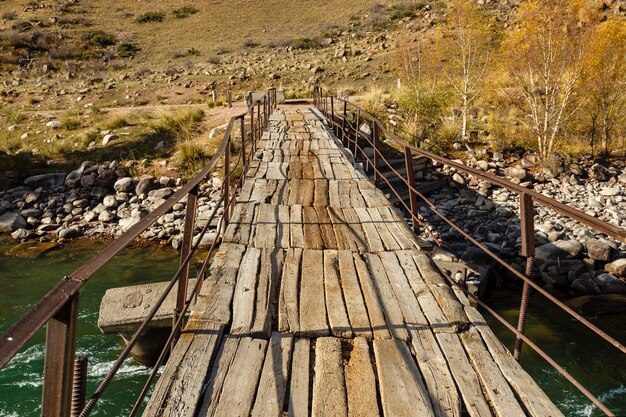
[[0, 212, 28, 233], [58, 228, 82, 239], [570, 278, 599, 295], [103, 195, 118, 208], [84, 211, 98, 222], [91, 187, 109, 199], [81, 173, 96, 187], [605, 259, 626, 278], [46, 120, 62, 129], [520, 155, 536, 168], [119, 216, 140, 232], [114, 177, 135, 193], [567, 294, 626, 316], [599, 187, 620, 196], [476, 160, 489, 171], [135, 176, 156, 196], [452, 173, 465, 186], [535, 240, 584, 263], [24, 173, 67, 190], [98, 210, 116, 222], [585, 239, 612, 261], [589, 163, 610, 181], [151, 187, 174, 200], [73, 199, 89, 208], [24, 188, 42, 204], [540, 259, 586, 286], [102, 134, 117, 146], [11, 228, 34, 240], [193, 231, 218, 249], [594, 273, 626, 294], [504, 167, 528, 180], [65, 161, 92, 188], [492, 152, 503, 162]]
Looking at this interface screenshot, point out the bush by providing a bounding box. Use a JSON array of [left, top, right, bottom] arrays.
[[176, 140, 209, 179], [243, 39, 259, 48], [82, 30, 116, 47], [173, 6, 199, 19], [388, 2, 426, 21], [61, 116, 82, 130], [117, 43, 139, 58], [2, 12, 18, 20], [136, 12, 164, 23], [105, 115, 130, 130], [290, 37, 318, 50]]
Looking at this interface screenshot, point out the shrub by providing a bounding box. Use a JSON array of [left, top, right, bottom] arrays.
[[61, 116, 82, 130], [117, 42, 139, 58], [388, 2, 426, 21], [176, 140, 209, 179], [2, 12, 18, 20], [105, 115, 129, 130], [173, 6, 199, 19], [290, 37, 318, 50], [136, 12, 164, 23], [186, 47, 200, 56], [243, 39, 259, 48], [82, 30, 116, 47]]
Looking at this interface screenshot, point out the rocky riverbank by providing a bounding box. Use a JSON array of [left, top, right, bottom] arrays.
[[0, 160, 222, 254], [414, 152, 626, 296]]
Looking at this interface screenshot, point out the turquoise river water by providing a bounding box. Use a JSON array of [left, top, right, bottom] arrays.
[[0, 237, 624, 416]]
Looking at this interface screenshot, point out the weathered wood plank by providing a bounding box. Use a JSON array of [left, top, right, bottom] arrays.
[[373, 339, 435, 417], [277, 205, 290, 248], [303, 206, 324, 250], [354, 208, 385, 252], [255, 204, 278, 248], [314, 179, 329, 207], [312, 337, 348, 417], [324, 250, 353, 338], [353, 253, 390, 339], [290, 205, 305, 248], [279, 248, 302, 333], [316, 206, 338, 249], [251, 249, 284, 338], [289, 338, 311, 417], [367, 208, 401, 251], [299, 250, 329, 337], [251, 333, 294, 417], [197, 336, 240, 417], [230, 248, 260, 335], [337, 250, 372, 339], [345, 337, 379, 417]]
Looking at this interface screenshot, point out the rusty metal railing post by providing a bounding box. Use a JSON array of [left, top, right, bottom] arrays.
[[514, 192, 536, 360], [355, 109, 360, 156], [223, 135, 231, 234], [404, 146, 419, 233], [70, 355, 88, 417], [330, 95, 335, 136], [342, 100, 347, 146], [240, 116, 247, 170], [42, 292, 79, 417], [173, 184, 198, 343], [373, 122, 379, 186], [257, 101, 261, 142]]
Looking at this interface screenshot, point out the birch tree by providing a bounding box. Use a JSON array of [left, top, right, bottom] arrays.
[[502, 0, 597, 160], [437, 0, 493, 140]]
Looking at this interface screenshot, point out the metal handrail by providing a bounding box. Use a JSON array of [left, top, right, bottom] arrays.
[[0, 88, 277, 416], [314, 85, 626, 416]]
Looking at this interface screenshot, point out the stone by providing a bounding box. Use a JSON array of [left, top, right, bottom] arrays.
[[91, 187, 109, 199], [605, 259, 626, 278], [65, 161, 92, 188], [585, 239, 612, 261], [24, 188, 42, 204], [476, 160, 489, 171], [504, 167, 528, 180], [84, 211, 98, 222], [11, 228, 33, 240], [151, 187, 174, 200], [0, 212, 28, 233], [599, 187, 620, 197], [103, 195, 118, 208], [46, 120, 62, 129], [81, 173, 96, 188], [193, 231, 218, 249], [24, 173, 67, 190], [535, 240, 584, 263], [589, 163, 610, 181], [114, 177, 135, 193], [73, 198, 89, 208], [570, 278, 599, 295], [102, 134, 117, 146], [58, 228, 82, 239], [452, 173, 465, 186], [98, 210, 116, 222], [119, 216, 140, 232], [594, 273, 626, 294], [135, 176, 156, 196]]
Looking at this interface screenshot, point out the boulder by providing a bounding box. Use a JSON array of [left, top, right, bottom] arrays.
[[589, 163, 610, 181], [114, 177, 135, 193], [11, 228, 34, 240], [24, 188, 42, 204], [599, 187, 620, 197], [103, 195, 118, 208], [584, 239, 612, 261], [58, 228, 82, 239], [605, 259, 626, 278], [594, 273, 626, 294], [0, 212, 28, 233], [65, 161, 92, 188], [151, 187, 174, 200], [535, 240, 584, 263], [570, 278, 599, 296], [135, 176, 156, 196], [102, 134, 116, 146], [504, 167, 528, 180], [24, 173, 67, 190]]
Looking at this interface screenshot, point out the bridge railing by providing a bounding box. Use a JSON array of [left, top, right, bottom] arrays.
[[0, 88, 277, 417], [314, 85, 626, 417]]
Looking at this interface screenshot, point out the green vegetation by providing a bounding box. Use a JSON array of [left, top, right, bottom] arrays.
[[104, 116, 130, 130], [173, 6, 199, 19], [82, 30, 116, 47], [117, 43, 139, 58], [136, 12, 164, 23], [290, 37, 318, 50], [388, 2, 427, 21], [61, 116, 82, 130]]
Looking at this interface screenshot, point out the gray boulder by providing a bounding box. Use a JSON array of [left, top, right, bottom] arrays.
[[535, 240, 584, 263], [594, 273, 626, 294], [58, 228, 82, 240], [606, 259, 626, 278], [11, 228, 34, 240], [0, 212, 28, 233], [584, 239, 613, 262], [135, 176, 156, 196], [589, 163, 610, 181], [65, 161, 92, 188], [114, 177, 135, 193], [504, 167, 528, 180]]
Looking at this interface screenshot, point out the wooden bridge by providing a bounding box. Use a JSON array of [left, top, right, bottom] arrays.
[[142, 106, 564, 417]]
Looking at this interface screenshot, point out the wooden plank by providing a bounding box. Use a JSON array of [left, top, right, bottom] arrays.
[[357, 181, 390, 208], [345, 337, 379, 417], [316, 206, 338, 249], [277, 205, 290, 248], [378, 207, 416, 250], [312, 338, 348, 417], [201, 337, 268, 417], [197, 336, 241, 417], [303, 206, 324, 250], [255, 204, 278, 248], [346, 181, 366, 208], [324, 250, 353, 338], [251, 333, 294, 417], [459, 327, 526, 417], [337, 251, 372, 339], [143, 326, 223, 417], [353, 253, 390, 339], [314, 179, 329, 207], [329, 180, 341, 208], [463, 305, 565, 417], [373, 339, 435, 417], [367, 208, 401, 251], [251, 249, 284, 338], [290, 205, 305, 248], [354, 208, 385, 252], [365, 254, 409, 341], [339, 208, 367, 252], [231, 248, 261, 335], [436, 332, 495, 417], [299, 250, 329, 337], [279, 248, 302, 333]]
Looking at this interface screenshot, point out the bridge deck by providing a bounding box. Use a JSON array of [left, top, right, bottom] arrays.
[[143, 107, 564, 417]]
